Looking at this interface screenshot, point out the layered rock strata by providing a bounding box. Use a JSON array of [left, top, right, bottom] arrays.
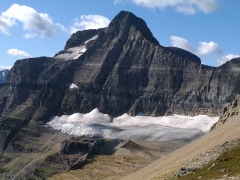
[[0, 11, 240, 152]]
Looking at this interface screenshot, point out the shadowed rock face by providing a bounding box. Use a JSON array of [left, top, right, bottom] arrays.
[[0, 11, 240, 152]]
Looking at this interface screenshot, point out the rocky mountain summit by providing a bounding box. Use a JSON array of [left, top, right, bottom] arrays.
[[0, 69, 9, 84], [0, 10, 240, 156]]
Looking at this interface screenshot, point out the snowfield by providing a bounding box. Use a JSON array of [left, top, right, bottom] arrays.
[[54, 46, 87, 61], [47, 108, 219, 143], [54, 35, 98, 61]]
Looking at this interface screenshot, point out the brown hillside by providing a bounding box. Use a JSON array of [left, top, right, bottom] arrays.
[[123, 113, 240, 179]]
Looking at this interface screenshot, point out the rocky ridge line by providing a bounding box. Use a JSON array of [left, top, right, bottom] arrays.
[[211, 94, 240, 130]]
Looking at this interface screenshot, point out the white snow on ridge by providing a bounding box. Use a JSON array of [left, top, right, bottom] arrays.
[[54, 46, 86, 61], [73, 47, 87, 59], [47, 108, 219, 142], [54, 35, 98, 61], [84, 35, 98, 44]]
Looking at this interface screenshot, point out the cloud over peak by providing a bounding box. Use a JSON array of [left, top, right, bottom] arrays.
[[0, 66, 12, 71], [0, 4, 111, 38], [170, 36, 196, 53], [115, 0, 219, 14], [197, 41, 222, 56], [169, 36, 240, 65], [0, 4, 55, 38], [7, 49, 31, 59], [170, 35, 222, 56], [70, 15, 110, 34], [217, 54, 240, 65]]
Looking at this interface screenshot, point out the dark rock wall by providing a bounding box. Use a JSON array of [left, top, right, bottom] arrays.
[[0, 11, 240, 152]]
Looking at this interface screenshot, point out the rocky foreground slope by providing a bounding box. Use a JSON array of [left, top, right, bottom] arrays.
[[124, 106, 240, 180]]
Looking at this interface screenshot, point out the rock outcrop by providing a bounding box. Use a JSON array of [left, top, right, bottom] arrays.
[[211, 93, 240, 130], [0, 11, 240, 153], [59, 138, 123, 170]]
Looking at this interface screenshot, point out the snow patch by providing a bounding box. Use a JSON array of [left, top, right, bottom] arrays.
[[54, 35, 98, 61], [47, 108, 219, 142], [54, 46, 86, 61], [66, 83, 79, 89], [84, 35, 98, 44], [72, 47, 87, 59]]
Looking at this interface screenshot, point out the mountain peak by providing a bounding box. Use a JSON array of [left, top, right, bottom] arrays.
[[112, 11, 137, 22], [108, 11, 160, 46]]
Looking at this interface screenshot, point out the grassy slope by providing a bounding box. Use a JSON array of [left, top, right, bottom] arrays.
[[48, 155, 150, 180], [47, 140, 183, 180], [0, 127, 70, 179], [175, 146, 240, 180]]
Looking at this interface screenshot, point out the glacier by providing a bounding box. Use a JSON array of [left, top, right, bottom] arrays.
[[47, 108, 219, 143]]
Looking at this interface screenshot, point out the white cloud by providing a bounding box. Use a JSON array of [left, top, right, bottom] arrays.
[[197, 41, 222, 56], [70, 15, 110, 34], [0, 4, 55, 38], [175, 5, 196, 15], [1, 5, 110, 37], [24, 33, 37, 39], [114, 0, 128, 4], [116, 0, 219, 14], [114, 0, 121, 4], [170, 36, 196, 53], [0, 17, 12, 35], [193, 0, 220, 13], [7, 49, 31, 59], [217, 54, 240, 65], [170, 36, 222, 56], [0, 66, 12, 71], [170, 36, 239, 65], [56, 23, 69, 34]]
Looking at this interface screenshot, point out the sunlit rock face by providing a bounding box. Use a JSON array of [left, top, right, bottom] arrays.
[[0, 11, 240, 152]]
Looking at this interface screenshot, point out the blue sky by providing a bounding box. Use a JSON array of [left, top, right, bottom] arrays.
[[0, 0, 239, 69]]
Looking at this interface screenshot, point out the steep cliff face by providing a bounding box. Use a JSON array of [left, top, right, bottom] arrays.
[[167, 58, 240, 116], [0, 11, 240, 152]]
